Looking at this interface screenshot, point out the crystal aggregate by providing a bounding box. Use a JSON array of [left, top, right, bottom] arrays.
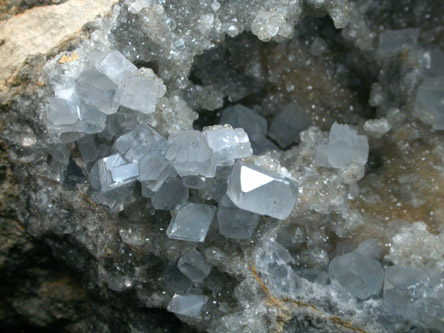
[[42, 35, 444, 330]]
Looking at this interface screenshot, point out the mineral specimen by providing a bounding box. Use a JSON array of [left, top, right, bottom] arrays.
[[4, 0, 444, 331]]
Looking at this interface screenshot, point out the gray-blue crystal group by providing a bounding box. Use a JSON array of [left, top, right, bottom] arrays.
[[46, 49, 302, 317], [44, 41, 444, 327]]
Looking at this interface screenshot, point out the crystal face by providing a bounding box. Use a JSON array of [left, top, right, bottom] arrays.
[[94, 154, 139, 192], [167, 294, 209, 318], [75, 68, 119, 115], [315, 122, 369, 169], [166, 203, 216, 242], [268, 104, 311, 148], [217, 195, 260, 239], [165, 130, 216, 177], [328, 252, 384, 300], [226, 162, 298, 220], [36, 3, 444, 329], [178, 249, 212, 283]]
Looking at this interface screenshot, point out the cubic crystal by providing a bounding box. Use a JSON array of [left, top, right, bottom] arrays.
[[226, 162, 298, 220], [268, 104, 311, 148], [378, 28, 419, 57], [315, 122, 369, 168], [204, 125, 253, 166], [166, 203, 216, 242], [178, 249, 212, 283], [165, 130, 216, 177], [75, 68, 119, 115], [114, 75, 161, 114], [163, 262, 193, 294], [328, 252, 384, 300], [167, 294, 208, 318], [217, 195, 259, 239], [113, 124, 167, 163], [151, 177, 188, 210], [95, 50, 139, 84], [220, 104, 267, 137], [94, 153, 139, 192]]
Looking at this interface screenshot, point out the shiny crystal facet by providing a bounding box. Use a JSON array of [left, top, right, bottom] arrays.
[[166, 203, 216, 242], [178, 249, 212, 283], [226, 162, 298, 220], [167, 294, 208, 318]]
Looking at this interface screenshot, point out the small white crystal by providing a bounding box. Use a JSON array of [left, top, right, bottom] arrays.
[[204, 125, 252, 166], [315, 122, 369, 168]]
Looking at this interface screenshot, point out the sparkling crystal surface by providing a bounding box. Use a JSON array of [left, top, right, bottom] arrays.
[[226, 162, 298, 220], [167, 203, 216, 242], [167, 294, 208, 318]]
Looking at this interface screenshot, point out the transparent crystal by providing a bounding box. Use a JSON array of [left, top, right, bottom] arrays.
[[219, 104, 267, 137], [114, 75, 160, 114], [163, 262, 193, 294], [226, 162, 298, 220], [315, 122, 369, 168], [415, 77, 444, 130], [95, 50, 139, 84], [178, 249, 212, 283], [151, 177, 189, 210], [328, 252, 384, 300], [204, 125, 252, 166], [167, 294, 208, 318], [113, 124, 167, 163], [217, 195, 259, 239], [75, 68, 119, 115], [354, 239, 384, 260], [94, 153, 139, 192], [268, 104, 311, 148], [378, 28, 419, 57], [46, 98, 106, 135], [166, 203, 216, 242], [165, 130, 216, 177]]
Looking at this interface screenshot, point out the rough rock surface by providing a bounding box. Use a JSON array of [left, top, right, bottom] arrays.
[[1, 0, 444, 332]]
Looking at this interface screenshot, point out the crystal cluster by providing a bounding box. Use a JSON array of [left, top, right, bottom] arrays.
[[315, 122, 369, 169], [46, 50, 165, 142], [31, 1, 444, 331], [165, 248, 212, 317]]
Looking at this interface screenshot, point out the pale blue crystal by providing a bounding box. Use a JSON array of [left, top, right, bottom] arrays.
[[166, 203, 216, 242], [226, 162, 298, 220]]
